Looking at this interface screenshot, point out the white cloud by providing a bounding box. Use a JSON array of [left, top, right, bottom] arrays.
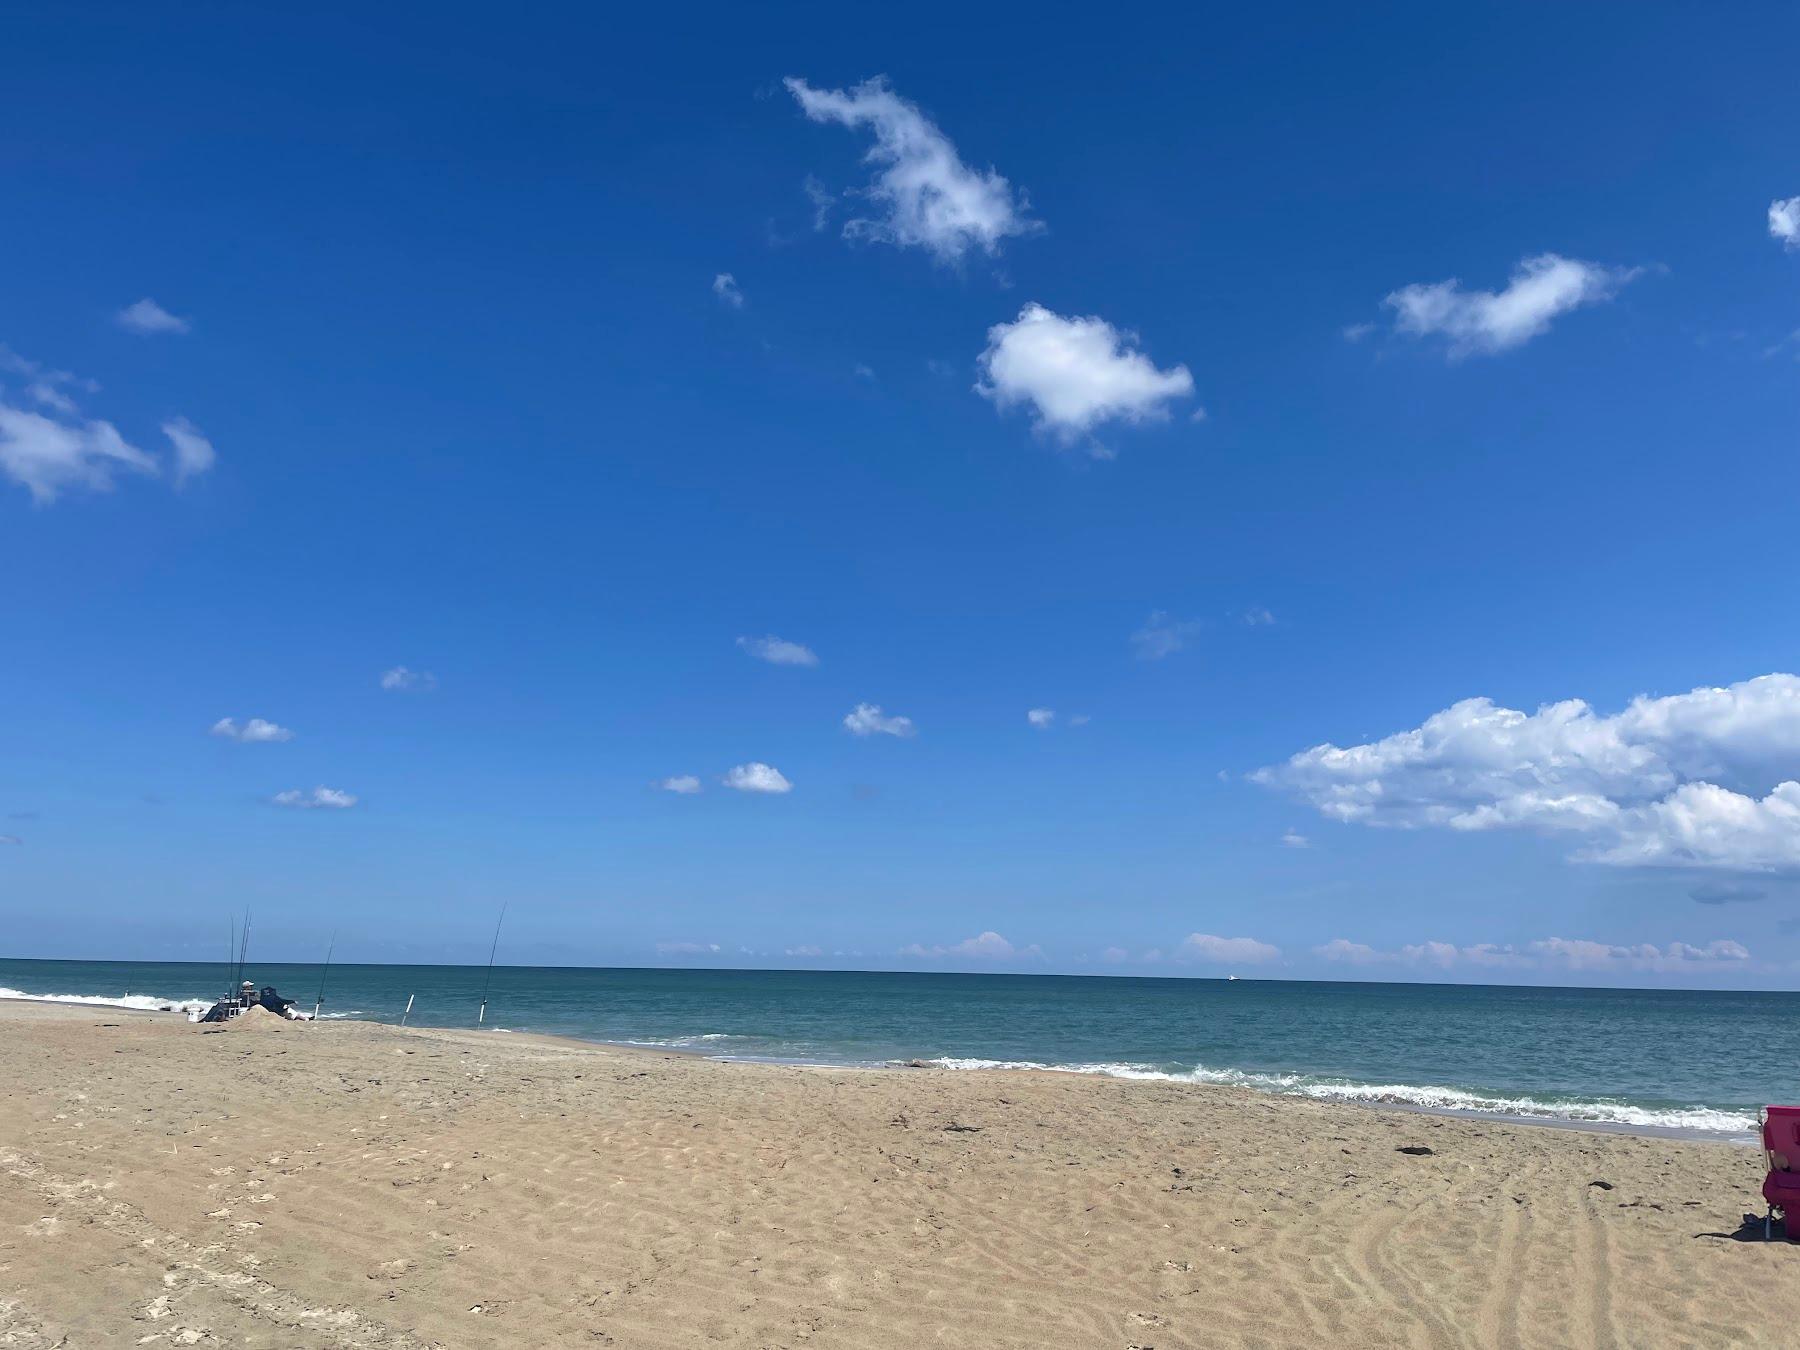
[[162, 417, 215, 482], [1280, 829, 1310, 849], [657, 775, 702, 795], [976, 303, 1195, 448], [0, 402, 156, 504], [0, 835, 20, 846], [210, 717, 294, 744], [723, 762, 792, 794], [1771, 197, 1800, 249], [802, 175, 835, 230], [712, 272, 745, 308], [785, 76, 1038, 262], [1317, 935, 1750, 974], [1384, 253, 1641, 357], [843, 702, 916, 738], [380, 666, 437, 692], [1313, 938, 1381, 965], [785, 944, 824, 957], [1130, 610, 1202, 660], [1243, 606, 1277, 627], [1257, 674, 1800, 873], [1100, 945, 1130, 963], [900, 930, 1043, 960], [1027, 708, 1055, 729], [737, 634, 818, 667], [1179, 933, 1281, 964], [116, 298, 191, 335], [0, 345, 96, 415], [272, 786, 356, 810], [655, 940, 721, 956]]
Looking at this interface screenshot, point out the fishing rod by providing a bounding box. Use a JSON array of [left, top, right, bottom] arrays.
[[226, 916, 236, 999], [312, 930, 336, 1022], [477, 902, 507, 1026], [235, 908, 253, 994]]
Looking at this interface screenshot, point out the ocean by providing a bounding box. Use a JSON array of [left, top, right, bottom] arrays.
[[2, 957, 1785, 1138]]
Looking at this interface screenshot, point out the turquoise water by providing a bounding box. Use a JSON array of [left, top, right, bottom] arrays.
[[3, 957, 1790, 1137]]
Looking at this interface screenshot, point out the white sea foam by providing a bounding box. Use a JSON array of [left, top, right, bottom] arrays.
[[0, 985, 211, 1017], [909, 1057, 1754, 1135]]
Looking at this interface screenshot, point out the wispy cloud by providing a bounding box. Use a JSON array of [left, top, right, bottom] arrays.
[[1027, 708, 1055, 729], [272, 786, 357, 810], [737, 634, 818, 668], [1179, 933, 1281, 964], [843, 703, 915, 738], [655, 940, 721, 956], [712, 272, 745, 308], [380, 666, 437, 692], [656, 775, 702, 795], [1383, 253, 1641, 357], [977, 303, 1195, 450], [1256, 673, 1800, 874], [1130, 611, 1202, 661], [162, 417, 216, 483], [722, 762, 792, 794], [1315, 935, 1749, 974], [1280, 829, 1309, 849], [0, 400, 155, 504], [116, 298, 191, 335], [0, 835, 20, 846], [785, 76, 1039, 262], [210, 717, 294, 744]]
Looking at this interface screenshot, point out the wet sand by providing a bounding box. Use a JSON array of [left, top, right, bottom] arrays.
[[0, 1000, 1789, 1347]]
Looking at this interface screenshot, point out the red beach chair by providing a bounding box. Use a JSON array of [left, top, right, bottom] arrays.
[[1761, 1107, 1800, 1240]]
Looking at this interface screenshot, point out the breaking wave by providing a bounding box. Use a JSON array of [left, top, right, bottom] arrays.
[[0, 985, 212, 1017], [909, 1057, 1754, 1135]]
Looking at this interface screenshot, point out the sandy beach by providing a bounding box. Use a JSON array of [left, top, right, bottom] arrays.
[[0, 1000, 1789, 1348]]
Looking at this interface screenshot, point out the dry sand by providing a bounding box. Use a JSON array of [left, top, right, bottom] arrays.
[[0, 999, 1789, 1348]]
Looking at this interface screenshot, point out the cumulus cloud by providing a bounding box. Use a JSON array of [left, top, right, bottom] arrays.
[[1256, 673, 1800, 874], [723, 762, 792, 794], [1771, 197, 1800, 249], [900, 930, 1043, 960], [210, 717, 294, 743], [1383, 253, 1641, 357], [1316, 935, 1750, 974], [1027, 708, 1055, 729], [785, 76, 1038, 262], [1179, 933, 1281, 964], [116, 298, 191, 335], [977, 303, 1195, 449], [162, 417, 215, 482], [843, 703, 916, 738], [272, 786, 357, 810], [657, 775, 702, 795], [712, 272, 745, 308], [380, 666, 437, 692], [655, 940, 721, 956], [737, 634, 818, 668], [1130, 611, 1202, 660], [0, 401, 156, 504]]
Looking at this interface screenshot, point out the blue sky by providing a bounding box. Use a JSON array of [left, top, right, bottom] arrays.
[[3, 2, 1798, 985]]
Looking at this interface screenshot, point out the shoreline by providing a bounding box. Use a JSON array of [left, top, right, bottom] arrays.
[[0, 990, 1758, 1144]]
